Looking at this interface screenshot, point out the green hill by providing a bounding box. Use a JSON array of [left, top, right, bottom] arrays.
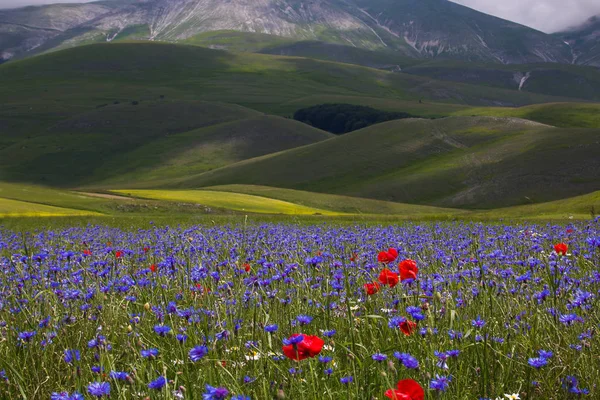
[[173, 116, 600, 208], [0, 99, 332, 186], [403, 61, 600, 101], [452, 102, 600, 129]]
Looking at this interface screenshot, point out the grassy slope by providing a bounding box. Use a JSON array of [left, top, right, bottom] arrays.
[[473, 190, 600, 220], [452, 103, 600, 128], [203, 185, 463, 216], [175, 116, 600, 208], [403, 61, 600, 101], [0, 198, 99, 217], [0, 99, 332, 186], [112, 189, 340, 215]]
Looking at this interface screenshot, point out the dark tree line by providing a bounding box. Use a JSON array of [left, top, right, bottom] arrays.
[[293, 104, 417, 134]]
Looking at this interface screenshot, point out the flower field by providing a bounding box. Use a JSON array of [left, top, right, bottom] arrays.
[[0, 220, 599, 399]]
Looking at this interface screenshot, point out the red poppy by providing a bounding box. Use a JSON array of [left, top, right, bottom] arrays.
[[566, 229, 573, 234], [399, 320, 417, 336], [350, 253, 358, 262], [378, 248, 399, 264], [243, 263, 251, 273], [554, 243, 568, 255], [115, 250, 124, 258], [143, 246, 150, 253], [385, 379, 424, 400], [150, 264, 157, 273], [364, 282, 380, 296], [378, 268, 400, 288], [398, 259, 418, 281], [83, 249, 92, 256], [282, 334, 324, 361]]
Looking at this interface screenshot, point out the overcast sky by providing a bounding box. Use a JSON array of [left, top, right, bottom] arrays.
[[0, 0, 599, 33]]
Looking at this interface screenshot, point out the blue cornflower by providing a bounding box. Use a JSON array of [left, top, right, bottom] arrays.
[[296, 315, 313, 325], [51, 392, 84, 400], [471, 316, 486, 328], [148, 376, 166, 390], [203, 384, 229, 400], [230, 396, 251, 400], [109, 371, 130, 381], [372, 353, 387, 362], [388, 316, 406, 329], [189, 345, 209, 362], [264, 324, 278, 333], [64, 349, 80, 364], [319, 355, 332, 363], [324, 368, 333, 376], [18, 331, 36, 342], [322, 329, 336, 337], [528, 357, 548, 369], [87, 382, 110, 397], [430, 375, 451, 392], [340, 376, 354, 384], [243, 376, 255, 384], [283, 334, 304, 346], [141, 348, 159, 358], [153, 325, 172, 336], [559, 313, 582, 325], [538, 350, 553, 359], [176, 334, 188, 343], [393, 352, 419, 369]]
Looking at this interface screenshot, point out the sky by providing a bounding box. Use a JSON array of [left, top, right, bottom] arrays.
[[0, 0, 599, 33]]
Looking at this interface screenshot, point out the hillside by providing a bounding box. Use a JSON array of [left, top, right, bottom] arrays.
[[557, 15, 600, 67], [403, 61, 600, 101], [172, 116, 600, 208], [0, 0, 576, 65], [0, 98, 332, 186]]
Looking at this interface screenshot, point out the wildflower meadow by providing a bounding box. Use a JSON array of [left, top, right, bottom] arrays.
[[0, 220, 599, 399]]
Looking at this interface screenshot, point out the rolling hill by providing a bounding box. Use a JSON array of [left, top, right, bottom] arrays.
[[0, 98, 332, 186], [171, 116, 600, 208]]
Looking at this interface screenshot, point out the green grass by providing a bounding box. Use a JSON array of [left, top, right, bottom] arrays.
[[174, 116, 600, 209], [112, 189, 341, 215], [453, 102, 600, 128], [204, 184, 463, 216], [0, 197, 99, 217]]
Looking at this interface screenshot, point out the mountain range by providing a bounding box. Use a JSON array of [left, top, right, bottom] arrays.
[[1, 0, 598, 66]]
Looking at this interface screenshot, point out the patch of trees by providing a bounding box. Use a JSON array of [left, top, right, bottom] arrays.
[[293, 104, 417, 134]]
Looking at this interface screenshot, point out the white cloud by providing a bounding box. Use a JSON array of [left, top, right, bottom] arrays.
[[450, 0, 600, 32]]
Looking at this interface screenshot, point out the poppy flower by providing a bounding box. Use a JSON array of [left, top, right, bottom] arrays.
[[364, 282, 381, 296], [385, 379, 424, 400], [115, 251, 124, 258], [282, 334, 324, 361], [399, 320, 417, 336], [378, 248, 399, 264], [554, 243, 568, 255], [143, 246, 150, 253], [398, 259, 418, 281], [150, 264, 157, 273], [379, 269, 400, 288], [243, 263, 251, 273], [83, 249, 92, 256]]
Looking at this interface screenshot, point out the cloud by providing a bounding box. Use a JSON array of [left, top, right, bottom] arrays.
[[450, 0, 600, 33]]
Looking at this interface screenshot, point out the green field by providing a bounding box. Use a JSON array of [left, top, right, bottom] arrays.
[[112, 189, 342, 215], [0, 197, 99, 217]]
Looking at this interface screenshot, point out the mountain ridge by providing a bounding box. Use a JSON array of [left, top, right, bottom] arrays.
[[0, 0, 589, 65]]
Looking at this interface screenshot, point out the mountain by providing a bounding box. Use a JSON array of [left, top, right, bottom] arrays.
[[0, 0, 576, 64], [557, 15, 600, 66]]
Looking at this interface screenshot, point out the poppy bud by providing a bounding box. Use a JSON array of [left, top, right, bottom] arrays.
[[276, 389, 286, 399], [144, 302, 150, 311], [127, 325, 132, 332], [421, 302, 429, 311]]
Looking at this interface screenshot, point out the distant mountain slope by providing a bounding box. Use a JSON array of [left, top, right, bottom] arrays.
[[173, 116, 600, 208], [0, 0, 577, 65], [557, 15, 600, 66]]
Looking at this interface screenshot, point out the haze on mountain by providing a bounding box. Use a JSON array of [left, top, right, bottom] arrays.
[[1, 0, 598, 66]]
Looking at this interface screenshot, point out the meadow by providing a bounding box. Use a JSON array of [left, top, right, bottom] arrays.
[[0, 219, 598, 400]]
